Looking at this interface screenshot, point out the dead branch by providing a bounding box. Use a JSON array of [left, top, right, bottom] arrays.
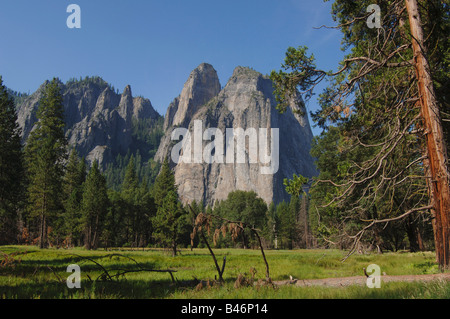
[[209, 215, 271, 281], [201, 228, 226, 282], [71, 253, 177, 283], [342, 205, 433, 261], [188, 205, 272, 282]]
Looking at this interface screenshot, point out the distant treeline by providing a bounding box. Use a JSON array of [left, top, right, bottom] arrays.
[[0, 77, 310, 252]]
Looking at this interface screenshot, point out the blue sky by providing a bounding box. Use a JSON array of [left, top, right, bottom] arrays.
[[0, 0, 345, 135]]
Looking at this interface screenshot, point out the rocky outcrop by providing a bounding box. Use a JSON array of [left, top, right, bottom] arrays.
[[15, 77, 161, 168], [14, 66, 317, 205], [162, 63, 221, 131], [156, 64, 317, 205]]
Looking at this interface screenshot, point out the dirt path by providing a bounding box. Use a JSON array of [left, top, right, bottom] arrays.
[[273, 273, 450, 288]]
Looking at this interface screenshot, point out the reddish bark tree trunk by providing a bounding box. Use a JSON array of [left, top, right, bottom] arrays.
[[405, 0, 450, 270]]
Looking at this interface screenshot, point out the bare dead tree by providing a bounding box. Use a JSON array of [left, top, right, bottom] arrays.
[[188, 205, 271, 282], [190, 212, 226, 282]]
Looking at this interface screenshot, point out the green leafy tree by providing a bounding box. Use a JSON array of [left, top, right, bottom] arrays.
[[284, 174, 308, 198], [214, 190, 268, 249], [24, 78, 67, 248], [0, 77, 23, 244], [81, 161, 109, 250]]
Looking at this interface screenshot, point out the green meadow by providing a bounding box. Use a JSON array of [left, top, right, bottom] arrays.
[[1, 246, 449, 299]]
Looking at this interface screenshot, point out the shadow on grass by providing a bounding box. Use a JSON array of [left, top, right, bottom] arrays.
[[2, 258, 164, 283], [0, 277, 182, 299], [1, 256, 242, 299]]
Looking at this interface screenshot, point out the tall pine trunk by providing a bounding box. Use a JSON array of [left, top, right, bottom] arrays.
[[39, 192, 47, 249], [39, 214, 46, 249], [406, 0, 450, 270], [301, 196, 311, 249], [172, 231, 177, 257]]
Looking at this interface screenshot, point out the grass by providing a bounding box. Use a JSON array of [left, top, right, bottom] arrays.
[[0, 246, 448, 299], [171, 280, 450, 299]]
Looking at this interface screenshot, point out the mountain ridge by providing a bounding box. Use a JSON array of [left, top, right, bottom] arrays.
[[11, 65, 317, 203], [156, 63, 317, 205], [14, 76, 161, 167]]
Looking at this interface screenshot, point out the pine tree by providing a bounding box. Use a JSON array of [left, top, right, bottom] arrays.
[[152, 158, 187, 256], [123, 156, 139, 190], [121, 155, 139, 245], [62, 149, 86, 247], [81, 161, 109, 250], [271, 0, 449, 268], [152, 190, 186, 256], [135, 178, 156, 248], [284, 175, 309, 248], [0, 77, 23, 244], [120, 155, 155, 247], [24, 78, 67, 249], [299, 194, 310, 248], [275, 201, 291, 249], [264, 202, 278, 249], [152, 158, 176, 207], [103, 190, 125, 248]]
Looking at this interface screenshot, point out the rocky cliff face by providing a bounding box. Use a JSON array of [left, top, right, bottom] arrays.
[[163, 63, 221, 131], [156, 64, 317, 205], [14, 66, 317, 204], [15, 77, 161, 167]]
